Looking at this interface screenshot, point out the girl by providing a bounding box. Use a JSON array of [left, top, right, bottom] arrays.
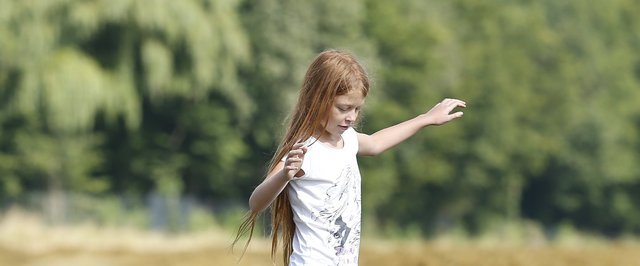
[[235, 49, 465, 265]]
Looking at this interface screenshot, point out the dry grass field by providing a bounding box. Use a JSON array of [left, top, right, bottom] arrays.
[[1, 210, 640, 266]]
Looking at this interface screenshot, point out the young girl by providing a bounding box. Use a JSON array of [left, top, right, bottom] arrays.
[[235, 49, 465, 265]]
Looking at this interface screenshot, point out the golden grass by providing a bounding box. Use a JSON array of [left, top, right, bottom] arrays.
[[1, 209, 640, 266]]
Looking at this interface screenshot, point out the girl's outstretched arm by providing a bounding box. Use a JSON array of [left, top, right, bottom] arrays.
[[248, 142, 307, 213], [357, 98, 466, 156]]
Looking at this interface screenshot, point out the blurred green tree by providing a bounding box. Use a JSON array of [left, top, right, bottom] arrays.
[[362, 0, 640, 236], [0, 0, 639, 237], [0, 0, 251, 213]]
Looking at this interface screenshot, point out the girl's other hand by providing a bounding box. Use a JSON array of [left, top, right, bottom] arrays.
[[424, 98, 466, 125], [284, 142, 308, 180]]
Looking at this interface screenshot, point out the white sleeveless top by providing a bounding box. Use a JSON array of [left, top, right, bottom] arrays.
[[287, 127, 362, 265]]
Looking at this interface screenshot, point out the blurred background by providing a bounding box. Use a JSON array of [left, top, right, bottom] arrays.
[[1, 0, 640, 265]]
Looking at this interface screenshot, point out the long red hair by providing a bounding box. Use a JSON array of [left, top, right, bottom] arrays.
[[234, 49, 369, 265]]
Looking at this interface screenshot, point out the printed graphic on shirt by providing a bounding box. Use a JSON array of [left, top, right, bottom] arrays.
[[312, 165, 361, 263]]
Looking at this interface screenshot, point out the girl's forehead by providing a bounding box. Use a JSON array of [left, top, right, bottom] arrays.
[[334, 90, 366, 105]]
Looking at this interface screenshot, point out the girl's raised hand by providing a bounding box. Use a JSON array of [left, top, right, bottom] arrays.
[[284, 142, 308, 180], [424, 98, 466, 125]]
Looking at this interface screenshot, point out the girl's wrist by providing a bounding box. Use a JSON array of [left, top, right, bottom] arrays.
[[417, 113, 434, 127], [280, 169, 293, 183]]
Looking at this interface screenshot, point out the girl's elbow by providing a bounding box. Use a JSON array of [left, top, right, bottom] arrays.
[[249, 204, 261, 214], [248, 200, 258, 213], [248, 196, 266, 213]]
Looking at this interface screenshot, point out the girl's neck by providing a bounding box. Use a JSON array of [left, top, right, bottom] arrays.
[[316, 131, 344, 148]]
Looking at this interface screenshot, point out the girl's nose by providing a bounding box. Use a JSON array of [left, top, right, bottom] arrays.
[[346, 110, 358, 122]]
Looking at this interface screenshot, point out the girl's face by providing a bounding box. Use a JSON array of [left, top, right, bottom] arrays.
[[322, 89, 365, 140]]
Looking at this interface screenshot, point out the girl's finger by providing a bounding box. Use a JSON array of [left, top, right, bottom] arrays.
[[451, 99, 466, 106], [442, 98, 465, 107], [289, 150, 304, 157], [286, 162, 302, 170], [445, 101, 465, 112], [452, 111, 464, 118]]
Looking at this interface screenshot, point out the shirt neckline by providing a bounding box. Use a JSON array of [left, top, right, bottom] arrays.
[[307, 131, 348, 151]]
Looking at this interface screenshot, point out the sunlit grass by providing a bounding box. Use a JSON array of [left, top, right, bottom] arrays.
[[1, 209, 640, 266]]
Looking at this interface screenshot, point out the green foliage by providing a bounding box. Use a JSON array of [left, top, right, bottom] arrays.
[[362, 0, 640, 236], [0, 0, 251, 198], [1, 0, 640, 237]]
